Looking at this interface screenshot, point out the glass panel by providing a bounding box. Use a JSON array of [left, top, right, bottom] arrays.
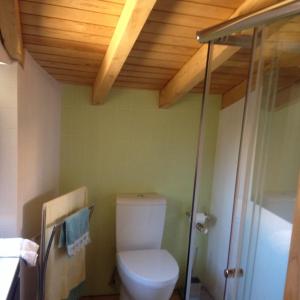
[[224, 27, 265, 300], [236, 14, 300, 300], [185, 28, 254, 300]]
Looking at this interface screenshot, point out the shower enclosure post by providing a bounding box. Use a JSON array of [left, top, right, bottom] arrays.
[[184, 41, 213, 300]]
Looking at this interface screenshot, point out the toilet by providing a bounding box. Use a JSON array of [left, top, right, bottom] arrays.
[[116, 194, 179, 300]]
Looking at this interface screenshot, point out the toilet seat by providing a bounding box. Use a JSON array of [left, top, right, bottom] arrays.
[[117, 249, 179, 288]]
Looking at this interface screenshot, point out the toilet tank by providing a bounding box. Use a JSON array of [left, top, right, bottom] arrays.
[[116, 193, 166, 252]]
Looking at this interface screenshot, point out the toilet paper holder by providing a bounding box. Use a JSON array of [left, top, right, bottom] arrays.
[[186, 211, 211, 234], [195, 212, 210, 234]]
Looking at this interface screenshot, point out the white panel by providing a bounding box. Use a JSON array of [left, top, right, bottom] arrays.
[[205, 100, 244, 300], [247, 204, 292, 300]]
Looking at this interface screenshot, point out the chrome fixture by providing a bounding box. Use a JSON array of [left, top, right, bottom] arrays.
[[196, 0, 300, 43], [224, 268, 244, 278]]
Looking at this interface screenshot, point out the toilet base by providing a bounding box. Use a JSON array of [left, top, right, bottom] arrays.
[[119, 281, 175, 300]]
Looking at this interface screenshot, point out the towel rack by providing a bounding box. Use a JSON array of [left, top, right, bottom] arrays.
[[38, 204, 95, 300]]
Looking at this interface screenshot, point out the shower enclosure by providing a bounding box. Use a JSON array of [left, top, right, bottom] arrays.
[[185, 1, 300, 299]]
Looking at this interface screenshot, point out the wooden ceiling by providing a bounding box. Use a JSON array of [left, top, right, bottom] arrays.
[[0, 0, 285, 106], [19, 0, 246, 95]]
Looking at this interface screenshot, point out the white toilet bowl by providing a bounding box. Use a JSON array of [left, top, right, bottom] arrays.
[[117, 249, 179, 300]]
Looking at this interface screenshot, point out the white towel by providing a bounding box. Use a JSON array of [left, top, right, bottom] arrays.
[[0, 238, 39, 266]]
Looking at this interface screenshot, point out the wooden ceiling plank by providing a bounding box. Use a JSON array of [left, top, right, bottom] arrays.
[[143, 21, 200, 39], [222, 60, 251, 68], [57, 80, 93, 86], [227, 52, 252, 62], [52, 74, 94, 84], [154, 0, 234, 20], [159, 0, 282, 108], [148, 10, 221, 28], [211, 71, 248, 81], [29, 0, 123, 16], [211, 87, 229, 94], [114, 81, 162, 90], [0, 0, 24, 63], [25, 43, 103, 62], [38, 60, 99, 72], [222, 80, 247, 108], [126, 57, 183, 69], [44, 66, 97, 77], [117, 75, 166, 85], [122, 64, 176, 76], [93, 0, 158, 104], [210, 83, 234, 88], [31, 52, 100, 66], [120, 70, 172, 80], [130, 49, 189, 63], [138, 32, 199, 48], [134, 41, 197, 56], [23, 34, 107, 53], [210, 77, 245, 85], [22, 25, 111, 45], [20, 1, 119, 27], [180, 0, 244, 10], [215, 65, 249, 75], [21, 14, 114, 38]]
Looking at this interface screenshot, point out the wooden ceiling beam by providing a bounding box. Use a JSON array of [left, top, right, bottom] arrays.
[[0, 0, 24, 63], [159, 0, 283, 108], [92, 0, 157, 105]]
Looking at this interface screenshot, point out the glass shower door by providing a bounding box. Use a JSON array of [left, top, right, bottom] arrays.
[[231, 14, 300, 300], [186, 5, 300, 300], [185, 29, 254, 300]]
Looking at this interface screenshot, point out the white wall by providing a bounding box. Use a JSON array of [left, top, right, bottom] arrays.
[[0, 63, 18, 237], [0, 51, 61, 299], [17, 51, 61, 237], [0, 51, 61, 238], [17, 51, 61, 300]]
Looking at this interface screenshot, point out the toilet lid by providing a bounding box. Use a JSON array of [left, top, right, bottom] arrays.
[[117, 249, 179, 287]]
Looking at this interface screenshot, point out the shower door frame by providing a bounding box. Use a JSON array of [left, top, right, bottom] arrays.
[[184, 31, 258, 299], [184, 40, 214, 300]]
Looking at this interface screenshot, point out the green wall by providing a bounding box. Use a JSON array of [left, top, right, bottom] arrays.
[[60, 85, 220, 295]]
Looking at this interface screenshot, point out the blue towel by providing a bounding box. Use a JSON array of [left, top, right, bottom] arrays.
[[59, 207, 90, 256], [68, 282, 85, 300]]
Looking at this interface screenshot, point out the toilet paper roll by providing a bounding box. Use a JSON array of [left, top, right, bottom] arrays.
[[195, 212, 208, 225]]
